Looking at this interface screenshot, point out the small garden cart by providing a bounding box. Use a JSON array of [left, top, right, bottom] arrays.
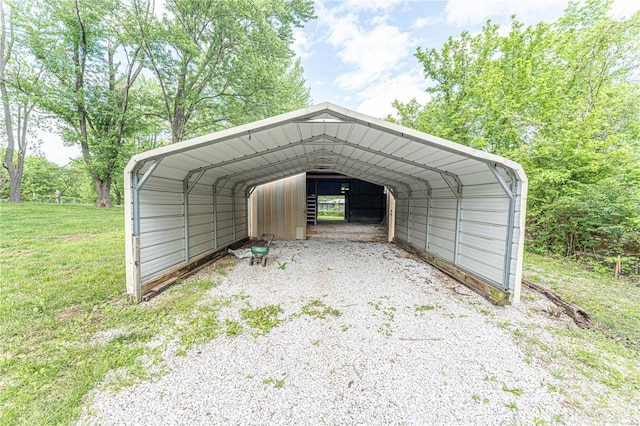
[[250, 233, 274, 267]]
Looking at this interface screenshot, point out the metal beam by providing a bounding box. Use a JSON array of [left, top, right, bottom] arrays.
[[131, 159, 163, 237], [183, 178, 190, 261], [237, 160, 412, 199], [440, 174, 464, 265], [302, 136, 461, 181], [231, 182, 240, 241], [413, 179, 433, 251], [489, 163, 518, 291]]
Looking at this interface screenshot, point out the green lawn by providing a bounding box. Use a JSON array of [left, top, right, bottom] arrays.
[[0, 203, 221, 425], [0, 202, 638, 424]]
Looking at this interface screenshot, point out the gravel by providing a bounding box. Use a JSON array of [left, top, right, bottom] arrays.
[[79, 239, 592, 425]]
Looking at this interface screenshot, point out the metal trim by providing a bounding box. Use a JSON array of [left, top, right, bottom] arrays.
[[183, 178, 190, 261], [488, 163, 518, 291]]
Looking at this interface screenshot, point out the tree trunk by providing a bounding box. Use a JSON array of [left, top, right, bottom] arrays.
[[114, 187, 122, 205], [93, 176, 114, 208], [1, 2, 22, 203]]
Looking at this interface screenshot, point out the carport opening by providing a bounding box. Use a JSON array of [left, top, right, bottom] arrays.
[[317, 195, 345, 221], [306, 172, 387, 226]]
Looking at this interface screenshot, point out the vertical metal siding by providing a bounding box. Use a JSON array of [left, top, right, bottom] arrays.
[[255, 174, 306, 240], [428, 192, 457, 262], [138, 176, 186, 281], [188, 186, 214, 258]]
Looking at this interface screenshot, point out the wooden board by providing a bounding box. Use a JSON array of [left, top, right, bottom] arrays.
[[394, 239, 512, 305]]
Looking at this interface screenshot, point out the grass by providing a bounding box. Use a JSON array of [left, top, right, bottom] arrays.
[[1, 202, 639, 424], [0, 203, 225, 425], [522, 251, 640, 420], [524, 252, 640, 391]]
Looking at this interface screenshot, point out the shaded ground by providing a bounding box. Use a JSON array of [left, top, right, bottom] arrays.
[[307, 221, 387, 242]]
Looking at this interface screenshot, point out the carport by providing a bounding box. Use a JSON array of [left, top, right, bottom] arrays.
[[124, 102, 527, 304]]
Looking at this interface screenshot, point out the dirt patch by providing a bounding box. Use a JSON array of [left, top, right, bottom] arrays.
[[59, 233, 95, 243], [56, 304, 82, 322], [307, 222, 387, 242]]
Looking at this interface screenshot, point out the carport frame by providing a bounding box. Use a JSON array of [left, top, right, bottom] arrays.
[[124, 103, 527, 304]]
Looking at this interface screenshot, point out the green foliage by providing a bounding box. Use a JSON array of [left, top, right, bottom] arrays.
[[18, 156, 94, 203], [414, 304, 435, 313], [137, 0, 314, 142], [300, 299, 342, 319], [262, 377, 285, 388], [240, 304, 284, 336], [392, 0, 640, 262]]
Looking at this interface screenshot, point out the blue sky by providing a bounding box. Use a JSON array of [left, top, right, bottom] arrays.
[[42, 0, 639, 165], [293, 0, 639, 118]]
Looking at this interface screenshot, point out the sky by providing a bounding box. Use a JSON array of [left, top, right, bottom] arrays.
[[40, 0, 639, 165]]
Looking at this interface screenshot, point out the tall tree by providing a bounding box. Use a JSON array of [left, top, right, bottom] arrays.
[[134, 0, 314, 143], [392, 0, 640, 257], [22, 0, 148, 207], [1, 0, 43, 203]]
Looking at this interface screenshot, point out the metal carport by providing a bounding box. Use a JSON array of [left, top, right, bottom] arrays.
[[124, 102, 527, 303]]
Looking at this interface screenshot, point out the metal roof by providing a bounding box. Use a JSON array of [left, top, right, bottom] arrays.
[[125, 102, 527, 198]]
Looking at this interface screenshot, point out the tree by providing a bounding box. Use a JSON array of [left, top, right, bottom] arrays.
[[0, 0, 43, 203], [392, 0, 640, 258], [22, 0, 148, 207], [134, 0, 314, 143]]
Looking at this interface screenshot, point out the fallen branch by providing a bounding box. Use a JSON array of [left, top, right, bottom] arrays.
[[522, 279, 594, 328]]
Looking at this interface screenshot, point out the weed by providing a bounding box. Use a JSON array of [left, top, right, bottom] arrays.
[[550, 369, 565, 380], [224, 319, 243, 337], [497, 320, 511, 329], [483, 375, 497, 382], [340, 324, 351, 332], [502, 382, 524, 396], [506, 401, 519, 411], [241, 304, 284, 336], [179, 310, 222, 348], [471, 394, 489, 403], [369, 298, 396, 336], [263, 377, 285, 388], [533, 416, 548, 425], [300, 300, 341, 319], [414, 304, 435, 314], [312, 339, 321, 346], [277, 262, 287, 270]]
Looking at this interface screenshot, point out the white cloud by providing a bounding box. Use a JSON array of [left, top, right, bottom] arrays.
[[412, 15, 443, 29], [314, 2, 413, 92], [292, 28, 312, 59], [333, 23, 413, 91], [355, 70, 431, 118], [445, 0, 568, 26], [38, 130, 81, 166], [610, 0, 640, 19], [341, 0, 404, 13]]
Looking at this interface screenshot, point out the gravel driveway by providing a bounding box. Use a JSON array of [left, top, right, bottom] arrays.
[[80, 239, 592, 425]]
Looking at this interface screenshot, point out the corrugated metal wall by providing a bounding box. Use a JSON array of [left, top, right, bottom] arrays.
[[136, 175, 248, 283], [252, 173, 306, 241], [393, 176, 522, 292]]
